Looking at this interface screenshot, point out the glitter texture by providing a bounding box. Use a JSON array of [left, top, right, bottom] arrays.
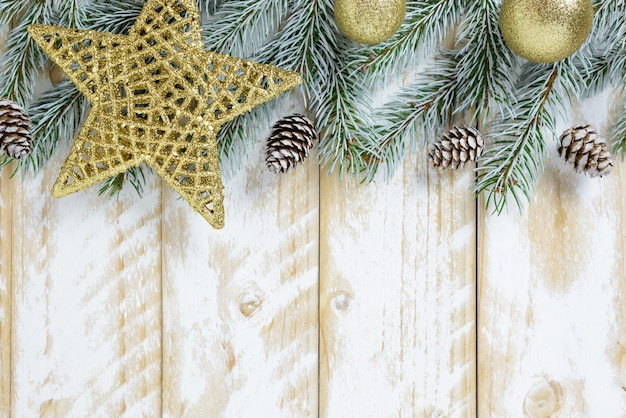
[[28, 0, 301, 229], [334, 0, 405, 45], [500, 0, 593, 63]]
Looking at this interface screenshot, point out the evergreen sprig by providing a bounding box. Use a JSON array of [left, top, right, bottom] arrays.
[[476, 60, 580, 213], [579, 0, 626, 95], [0, 3, 53, 106], [613, 93, 626, 154], [198, 0, 222, 18], [0, 0, 34, 26], [13, 79, 86, 173], [454, 0, 517, 122], [366, 50, 458, 179], [85, 0, 144, 34], [202, 0, 287, 57], [252, 0, 375, 176], [351, 0, 467, 85], [1, 0, 625, 210]]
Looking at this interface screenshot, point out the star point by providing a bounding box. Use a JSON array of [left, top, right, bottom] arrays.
[[28, 0, 302, 228]]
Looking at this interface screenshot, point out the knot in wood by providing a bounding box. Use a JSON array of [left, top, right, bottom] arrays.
[[523, 377, 562, 418], [430, 410, 445, 418], [332, 291, 351, 312], [239, 289, 264, 318]]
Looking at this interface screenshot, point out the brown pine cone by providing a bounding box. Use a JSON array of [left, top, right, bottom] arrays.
[[266, 113, 317, 173], [0, 98, 33, 159], [558, 125, 613, 178], [428, 125, 484, 169]]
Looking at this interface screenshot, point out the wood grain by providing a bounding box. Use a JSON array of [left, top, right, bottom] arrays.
[[9, 146, 163, 416], [319, 158, 477, 417], [161, 99, 319, 417], [0, 24, 12, 418], [0, 164, 13, 416], [478, 95, 626, 416]]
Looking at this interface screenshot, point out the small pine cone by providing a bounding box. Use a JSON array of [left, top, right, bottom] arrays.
[[428, 126, 484, 169], [558, 125, 613, 178], [0, 98, 33, 159], [266, 113, 317, 173]]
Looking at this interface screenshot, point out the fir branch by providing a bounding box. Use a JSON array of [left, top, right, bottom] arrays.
[[612, 93, 626, 154], [476, 61, 580, 213], [298, 0, 375, 176], [0, 0, 31, 26], [314, 62, 377, 176], [215, 105, 272, 178], [350, 0, 467, 85], [0, 3, 53, 106], [454, 0, 517, 123], [13, 79, 86, 173], [99, 165, 148, 198], [85, 0, 144, 34], [198, 0, 223, 18], [202, 0, 287, 57], [53, 0, 91, 29], [366, 50, 458, 179], [579, 0, 626, 95], [253, 0, 332, 99], [250, 0, 375, 176]]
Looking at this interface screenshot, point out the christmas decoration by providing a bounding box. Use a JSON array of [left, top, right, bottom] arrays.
[[266, 114, 317, 173], [334, 0, 405, 44], [27, 0, 301, 228], [558, 125, 613, 178], [1, 1, 625, 216], [428, 126, 484, 169], [499, 0, 593, 63], [0, 98, 32, 159]]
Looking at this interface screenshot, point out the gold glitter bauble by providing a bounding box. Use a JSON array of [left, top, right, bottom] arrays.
[[500, 0, 593, 63], [28, 0, 301, 229], [334, 0, 405, 45]]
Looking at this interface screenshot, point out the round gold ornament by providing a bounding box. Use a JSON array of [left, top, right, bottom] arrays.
[[499, 0, 593, 63], [334, 0, 405, 45]]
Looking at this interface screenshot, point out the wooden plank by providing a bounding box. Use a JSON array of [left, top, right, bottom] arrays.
[[478, 94, 626, 416], [319, 159, 477, 417], [0, 23, 11, 418], [9, 149, 163, 416], [161, 102, 319, 417], [0, 164, 13, 416]]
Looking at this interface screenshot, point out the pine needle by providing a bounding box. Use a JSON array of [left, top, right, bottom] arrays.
[[0, 4, 52, 106], [476, 61, 580, 213], [454, 0, 517, 123], [202, 0, 287, 57], [19, 80, 86, 173], [350, 0, 467, 85], [368, 50, 458, 179]]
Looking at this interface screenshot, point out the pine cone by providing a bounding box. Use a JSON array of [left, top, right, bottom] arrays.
[[558, 125, 613, 178], [266, 113, 317, 173], [428, 126, 484, 169], [0, 98, 32, 159]]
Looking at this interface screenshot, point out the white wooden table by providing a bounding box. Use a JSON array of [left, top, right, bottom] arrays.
[[1, 56, 625, 418]]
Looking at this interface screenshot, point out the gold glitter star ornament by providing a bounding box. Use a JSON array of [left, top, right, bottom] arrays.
[[28, 0, 301, 229]]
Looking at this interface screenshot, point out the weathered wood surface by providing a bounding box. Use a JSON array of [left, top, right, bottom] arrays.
[[0, 103, 320, 418], [3, 28, 626, 418], [319, 161, 477, 417], [478, 94, 626, 416], [0, 166, 12, 416], [7, 146, 163, 416], [161, 99, 319, 417]]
